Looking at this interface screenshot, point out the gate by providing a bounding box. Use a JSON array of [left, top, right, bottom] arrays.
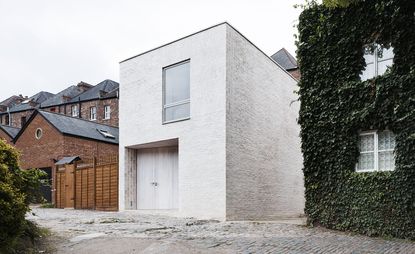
[[55, 155, 118, 211]]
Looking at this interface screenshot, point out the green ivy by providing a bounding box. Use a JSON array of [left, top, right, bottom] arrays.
[[297, 0, 415, 239]]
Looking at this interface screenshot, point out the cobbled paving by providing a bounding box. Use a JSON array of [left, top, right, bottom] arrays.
[[28, 207, 415, 253]]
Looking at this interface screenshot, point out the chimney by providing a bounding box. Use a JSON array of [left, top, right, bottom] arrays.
[[61, 95, 71, 102], [77, 81, 93, 92], [99, 90, 108, 98]]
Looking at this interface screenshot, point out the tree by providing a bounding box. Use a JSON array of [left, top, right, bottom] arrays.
[[323, 0, 359, 7], [0, 139, 45, 252]]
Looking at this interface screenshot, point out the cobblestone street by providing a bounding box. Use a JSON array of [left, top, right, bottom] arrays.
[[28, 207, 415, 253]]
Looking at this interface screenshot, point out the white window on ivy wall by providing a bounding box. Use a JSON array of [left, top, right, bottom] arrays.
[[162, 60, 190, 123], [360, 44, 394, 81], [104, 105, 111, 119], [357, 130, 396, 172]]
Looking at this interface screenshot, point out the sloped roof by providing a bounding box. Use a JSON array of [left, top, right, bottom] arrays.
[[69, 79, 119, 103], [14, 110, 119, 144], [30, 91, 55, 104], [41, 86, 86, 107], [55, 156, 81, 165], [0, 95, 24, 107], [0, 125, 20, 139], [270, 48, 298, 70]]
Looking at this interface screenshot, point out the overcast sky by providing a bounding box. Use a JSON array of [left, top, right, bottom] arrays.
[[0, 0, 302, 101]]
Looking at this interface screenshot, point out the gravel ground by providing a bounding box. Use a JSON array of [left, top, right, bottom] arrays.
[[28, 207, 415, 253]]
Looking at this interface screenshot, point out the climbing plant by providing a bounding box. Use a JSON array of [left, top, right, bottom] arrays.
[[297, 0, 415, 239]]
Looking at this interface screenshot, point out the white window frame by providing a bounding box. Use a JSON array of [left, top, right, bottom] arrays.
[[162, 60, 190, 124], [90, 106, 97, 121], [356, 130, 395, 172], [104, 105, 111, 120], [361, 44, 394, 81], [71, 105, 79, 117]]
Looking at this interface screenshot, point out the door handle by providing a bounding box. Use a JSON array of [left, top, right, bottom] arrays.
[[151, 182, 158, 186]]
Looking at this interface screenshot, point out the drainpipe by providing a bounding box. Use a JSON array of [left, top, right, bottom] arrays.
[[7, 107, 10, 126]]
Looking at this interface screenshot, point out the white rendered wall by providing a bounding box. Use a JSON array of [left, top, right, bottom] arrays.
[[225, 26, 305, 220], [119, 24, 227, 219]]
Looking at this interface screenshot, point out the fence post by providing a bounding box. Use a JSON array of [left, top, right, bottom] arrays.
[[93, 156, 97, 209], [73, 161, 77, 209]]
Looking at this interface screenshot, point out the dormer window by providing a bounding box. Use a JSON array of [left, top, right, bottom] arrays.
[[90, 107, 97, 121], [360, 44, 394, 81], [71, 105, 79, 117]]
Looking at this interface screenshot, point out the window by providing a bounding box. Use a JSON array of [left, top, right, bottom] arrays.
[[35, 128, 43, 140], [163, 60, 190, 123], [357, 130, 396, 172], [21, 116, 26, 127], [5, 115, 9, 126], [361, 44, 394, 81], [104, 105, 111, 120], [71, 105, 79, 117], [90, 106, 97, 121]]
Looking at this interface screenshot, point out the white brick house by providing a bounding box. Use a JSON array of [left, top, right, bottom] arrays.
[[119, 22, 304, 220]]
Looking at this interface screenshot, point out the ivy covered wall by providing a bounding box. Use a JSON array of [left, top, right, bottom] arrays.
[[297, 0, 415, 239]]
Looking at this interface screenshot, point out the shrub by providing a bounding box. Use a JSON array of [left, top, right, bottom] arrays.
[[0, 139, 46, 252]]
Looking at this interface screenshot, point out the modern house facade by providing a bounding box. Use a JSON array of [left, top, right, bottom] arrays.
[[119, 23, 304, 220]]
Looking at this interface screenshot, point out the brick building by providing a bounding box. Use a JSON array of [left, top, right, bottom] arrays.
[[0, 79, 119, 129], [44, 79, 119, 127], [0, 91, 55, 128], [13, 110, 119, 202]]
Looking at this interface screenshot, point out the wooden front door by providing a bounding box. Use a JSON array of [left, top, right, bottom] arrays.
[[65, 164, 75, 208]]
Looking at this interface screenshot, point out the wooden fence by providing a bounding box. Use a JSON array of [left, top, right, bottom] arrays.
[[55, 155, 118, 211]]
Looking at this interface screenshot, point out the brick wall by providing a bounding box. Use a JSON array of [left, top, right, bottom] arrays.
[[42, 98, 118, 127], [15, 114, 65, 170], [63, 135, 118, 159], [0, 130, 13, 145], [10, 110, 35, 128], [289, 69, 301, 81]]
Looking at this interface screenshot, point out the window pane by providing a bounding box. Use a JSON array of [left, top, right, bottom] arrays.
[[361, 63, 375, 81], [357, 152, 375, 171], [165, 62, 190, 105], [164, 103, 189, 122], [377, 59, 393, 76], [378, 131, 395, 150], [378, 151, 395, 171], [360, 134, 374, 152], [378, 47, 394, 60]]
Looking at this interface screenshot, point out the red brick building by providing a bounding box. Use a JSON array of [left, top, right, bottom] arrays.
[[41, 79, 119, 127], [13, 110, 118, 202], [0, 79, 119, 129]]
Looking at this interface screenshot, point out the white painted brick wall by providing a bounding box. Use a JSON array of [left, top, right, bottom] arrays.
[[119, 25, 228, 219], [225, 25, 305, 220]]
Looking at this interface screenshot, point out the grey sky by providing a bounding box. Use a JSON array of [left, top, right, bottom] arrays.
[[0, 0, 301, 101]]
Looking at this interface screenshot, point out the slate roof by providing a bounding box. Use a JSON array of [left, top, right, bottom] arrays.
[[0, 125, 20, 138], [35, 110, 119, 144], [30, 91, 55, 104], [41, 86, 86, 107], [270, 48, 298, 70], [0, 95, 24, 107], [69, 79, 119, 103], [55, 156, 81, 165], [7, 91, 55, 113]]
